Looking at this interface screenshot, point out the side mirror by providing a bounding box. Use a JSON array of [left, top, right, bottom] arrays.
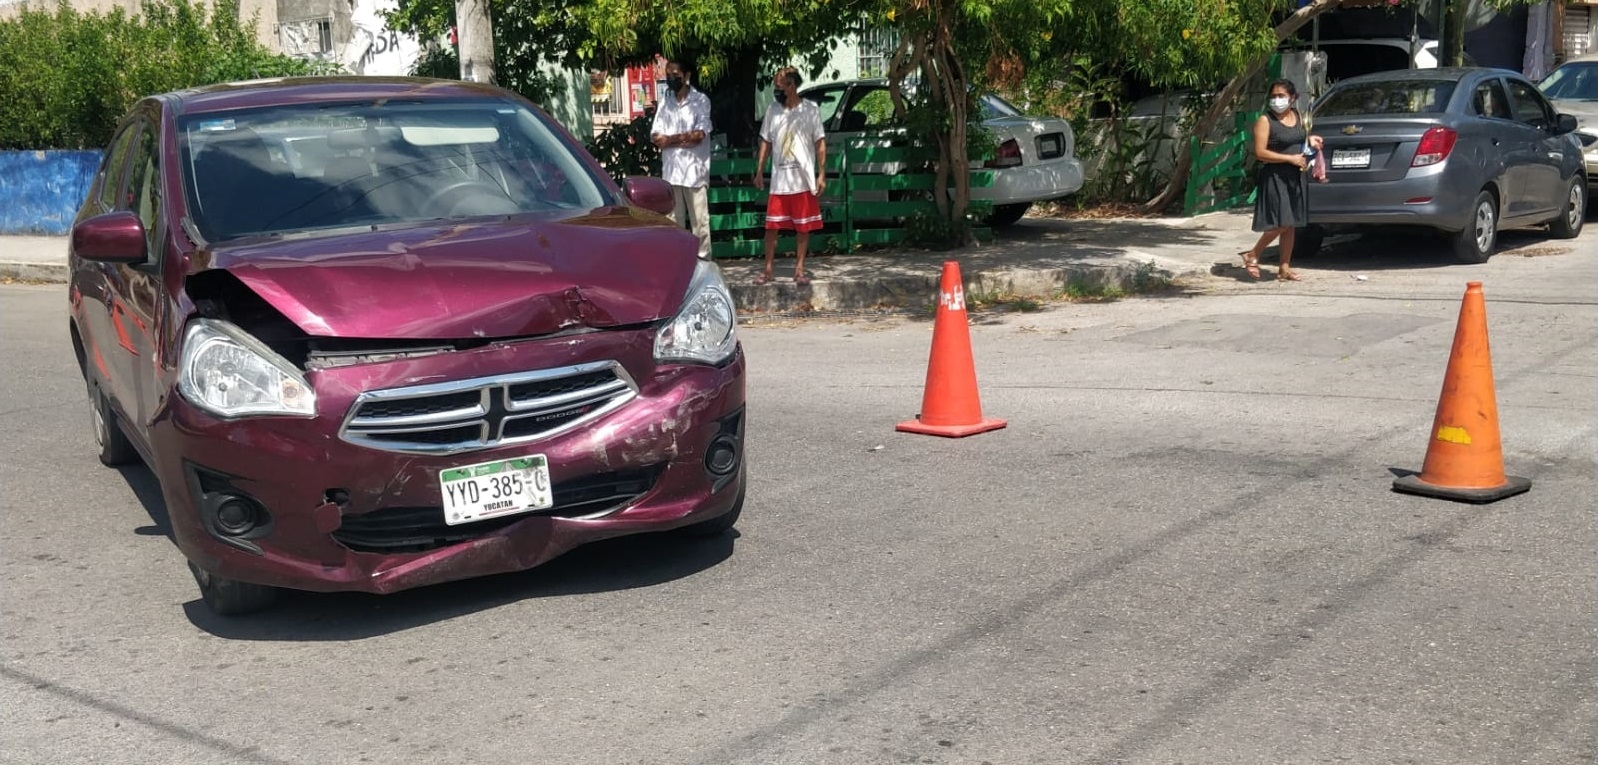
[[624, 176, 675, 216], [71, 211, 147, 264], [1556, 113, 1579, 135]]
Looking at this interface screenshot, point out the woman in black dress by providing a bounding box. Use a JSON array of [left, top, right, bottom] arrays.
[[1243, 79, 1323, 281]]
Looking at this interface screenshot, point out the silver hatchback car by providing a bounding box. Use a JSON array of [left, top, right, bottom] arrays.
[[1303, 68, 1586, 263]]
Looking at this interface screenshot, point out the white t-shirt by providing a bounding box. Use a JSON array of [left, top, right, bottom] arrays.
[[760, 99, 825, 195], [650, 87, 713, 188]]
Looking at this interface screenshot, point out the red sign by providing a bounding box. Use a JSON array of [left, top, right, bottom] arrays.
[[626, 65, 657, 118]]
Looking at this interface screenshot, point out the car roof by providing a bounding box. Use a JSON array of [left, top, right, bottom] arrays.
[[163, 76, 517, 116], [1327, 67, 1517, 86]]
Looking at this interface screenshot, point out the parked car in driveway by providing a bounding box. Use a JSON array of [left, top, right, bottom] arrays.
[[799, 79, 1085, 227], [1303, 68, 1586, 263], [1537, 52, 1598, 189], [68, 77, 746, 615]]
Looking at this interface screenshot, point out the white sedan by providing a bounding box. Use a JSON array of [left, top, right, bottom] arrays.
[[800, 79, 1085, 226]]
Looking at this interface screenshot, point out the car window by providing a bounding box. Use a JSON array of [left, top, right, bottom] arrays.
[[842, 87, 897, 131], [803, 86, 847, 127], [1314, 80, 1456, 117], [1538, 62, 1598, 100], [97, 124, 141, 210], [1472, 79, 1513, 120], [1506, 79, 1554, 128], [979, 93, 1023, 119], [122, 118, 162, 263], [179, 98, 616, 242]]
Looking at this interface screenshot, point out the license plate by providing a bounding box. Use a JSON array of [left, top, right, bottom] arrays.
[[1037, 135, 1063, 158], [440, 455, 553, 526], [1331, 148, 1371, 169]]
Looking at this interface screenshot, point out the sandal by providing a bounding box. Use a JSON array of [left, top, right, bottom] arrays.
[[1240, 251, 1261, 280], [753, 272, 773, 286], [794, 273, 811, 286], [1278, 269, 1302, 282]]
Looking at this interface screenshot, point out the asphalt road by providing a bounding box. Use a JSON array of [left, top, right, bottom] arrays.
[[3, 232, 1595, 764]]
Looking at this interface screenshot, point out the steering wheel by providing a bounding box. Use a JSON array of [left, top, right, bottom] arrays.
[[422, 180, 518, 217]]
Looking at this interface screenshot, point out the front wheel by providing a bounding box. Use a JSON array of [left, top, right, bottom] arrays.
[[1548, 178, 1586, 239], [1293, 225, 1326, 259], [1452, 191, 1498, 264], [188, 562, 281, 616], [88, 380, 138, 467]]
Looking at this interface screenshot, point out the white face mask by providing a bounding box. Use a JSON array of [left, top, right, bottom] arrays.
[[1269, 96, 1291, 114]]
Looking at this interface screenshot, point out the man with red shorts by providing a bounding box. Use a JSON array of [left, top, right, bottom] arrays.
[[753, 67, 826, 285]]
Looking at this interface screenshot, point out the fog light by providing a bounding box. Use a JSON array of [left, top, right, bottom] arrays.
[[705, 435, 740, 476], [214, 496, 259, 536]]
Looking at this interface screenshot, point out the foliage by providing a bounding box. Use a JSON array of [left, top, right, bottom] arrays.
[[409, 42, 564, 105], [0, 0, 319, 149], [584, 111, 661, 182]]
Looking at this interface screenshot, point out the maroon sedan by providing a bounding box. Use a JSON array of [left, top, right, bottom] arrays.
[[68, 78, 745, 615]]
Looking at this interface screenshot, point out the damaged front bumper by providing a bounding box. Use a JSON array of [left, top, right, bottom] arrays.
[[150, 327, 746, 594]]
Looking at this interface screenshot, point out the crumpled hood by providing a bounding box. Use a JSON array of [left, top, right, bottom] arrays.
[[193, 208, 698, 339]]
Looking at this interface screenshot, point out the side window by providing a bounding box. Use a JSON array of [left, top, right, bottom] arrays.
[[1507, 79, 1552, 129], [123, 121, 162, 263], [96, 125, 141, 210], [1472, 79, 1512, 120], [844, 88, 898, 130], [803, 86, 847, 128]]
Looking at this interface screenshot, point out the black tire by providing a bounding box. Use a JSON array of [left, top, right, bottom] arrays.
[[1452, 190, 1498, 264], [677, 483, 744, 538], [986, 203, 1032, 228], [1548, 177, 1586, 239], [188, 561, 281, 616], [88, 380, 139, 467], [1293, 225, 1326, 259]]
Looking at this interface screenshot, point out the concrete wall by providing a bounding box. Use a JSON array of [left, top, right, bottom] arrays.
[[0, 151, 101, 235]]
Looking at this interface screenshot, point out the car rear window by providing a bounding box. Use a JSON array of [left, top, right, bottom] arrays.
[[1314, 80, 1457, 117], [179, 98, 615, 242]]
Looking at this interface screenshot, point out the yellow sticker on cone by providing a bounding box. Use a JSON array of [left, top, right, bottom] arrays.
[[1436, 426, 1473, 445]]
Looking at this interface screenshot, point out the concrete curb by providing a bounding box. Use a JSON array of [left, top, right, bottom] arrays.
[[0, 261, 68, 283], [729, 259, 1204, 314]]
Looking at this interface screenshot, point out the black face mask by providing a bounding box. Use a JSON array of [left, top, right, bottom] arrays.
[[666, 76, 684, 92], [774, 89, 786, 105]]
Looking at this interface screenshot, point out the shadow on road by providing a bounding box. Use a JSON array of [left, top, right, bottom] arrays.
[[181, 530, 738, 641]]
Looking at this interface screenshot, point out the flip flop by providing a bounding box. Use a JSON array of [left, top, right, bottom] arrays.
[[753, 273, 773, 286], [794, 273, 811, 286]]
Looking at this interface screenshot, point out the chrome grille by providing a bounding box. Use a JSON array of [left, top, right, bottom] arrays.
[[339, 361, 637, 454]]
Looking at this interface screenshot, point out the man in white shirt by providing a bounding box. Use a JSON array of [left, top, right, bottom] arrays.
[[754, 67, 826, 285], [650, 60, 714, 259]]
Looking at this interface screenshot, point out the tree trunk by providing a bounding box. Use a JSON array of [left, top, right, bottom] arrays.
[[455, 0, 496, 84], [1444, 0, 1469, 67], [1143, 0, 1346, 213], [708, 46, 762, 150]]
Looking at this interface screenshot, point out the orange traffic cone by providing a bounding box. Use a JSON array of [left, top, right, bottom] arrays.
[[1392, 281, 1530, 503], [896, 261, 1007, 438]]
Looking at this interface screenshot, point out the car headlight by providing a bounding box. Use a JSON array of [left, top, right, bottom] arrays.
[[654, 260, 738, 365], [178, 319, 316, 418]]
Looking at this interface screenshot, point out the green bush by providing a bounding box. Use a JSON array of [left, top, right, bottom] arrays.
[[584, 111, 661, 183], [0, 0, 321, 150]]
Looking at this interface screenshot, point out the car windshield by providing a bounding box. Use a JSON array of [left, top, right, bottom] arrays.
[[1314, 80, 1456, 117], [180, 98, 614, 241], [1540, 62, 1598, 100]]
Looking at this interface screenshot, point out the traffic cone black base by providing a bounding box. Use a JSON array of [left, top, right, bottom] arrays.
[[1392, 473, 1531, 504]]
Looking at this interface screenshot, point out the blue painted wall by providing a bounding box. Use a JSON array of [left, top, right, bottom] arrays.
[[0, 151, 103, 235]]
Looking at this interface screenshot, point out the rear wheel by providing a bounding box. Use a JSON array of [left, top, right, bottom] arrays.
[[88, 380, 138, 467], [1548, 178, 1586, 239], [986, 203, 1032, 228], [1293, 225, 1326, 259], [188, 562, 281, 616], [1452, 191, 1497, 264]]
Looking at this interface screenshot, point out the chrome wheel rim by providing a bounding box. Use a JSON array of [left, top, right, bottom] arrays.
[[1475, 202, 1495, 253], [1568, 185, 1584, 230]]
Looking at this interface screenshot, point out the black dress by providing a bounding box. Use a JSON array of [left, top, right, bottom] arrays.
[[1252, 110, 1309, 232]]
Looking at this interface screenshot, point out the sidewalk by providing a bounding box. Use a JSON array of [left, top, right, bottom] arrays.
[[0, 211, 1263, 311]]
